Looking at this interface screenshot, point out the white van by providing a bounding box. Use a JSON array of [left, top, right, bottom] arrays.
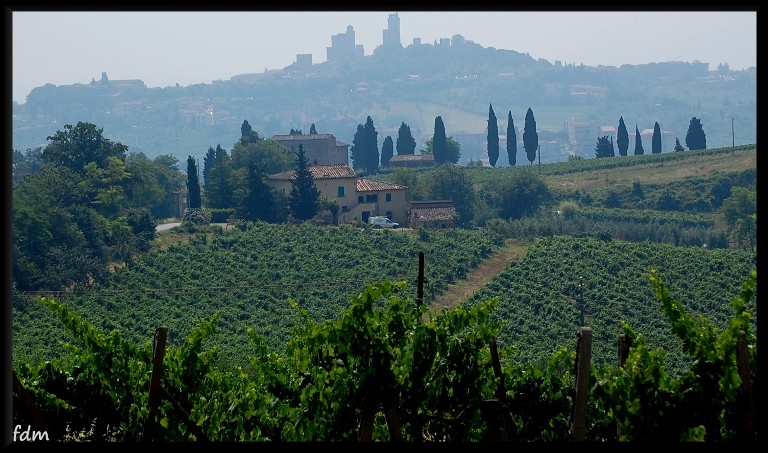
[[368, 216, 400, 229]]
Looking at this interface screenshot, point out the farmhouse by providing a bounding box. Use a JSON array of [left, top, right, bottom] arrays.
[[266, 164, 407, 225], [271, 133, 350, 166]]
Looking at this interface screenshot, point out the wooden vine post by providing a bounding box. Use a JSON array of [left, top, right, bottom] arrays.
[[571, 326, 592, 442], [142, 326, 168, 442]]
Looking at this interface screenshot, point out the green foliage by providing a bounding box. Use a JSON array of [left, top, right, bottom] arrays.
[[418, 163, 476, 226], [616, 116, 629, 157], [396, 121, 416, 155], [487, 103, 499, 167], [42, 121, 128, 176], [432, 116, 460, 164], [594, 135, 615, 158], [523, 107, 538, 164], [506, 111, 517, 166], [13, 268, 756, 441], [685, 116, 707, 150], [381, 135, 394, 167], [719, 187, 756, 251], [633, 126, 645, 156], [482, 170, 551, 220], [203, 145, 233, 209], [186, 156, 201, 209], [230, 135, 293, 175], [592, 268, 756, 441], [674, 137, 685, 152], [288, 145, 320, 221], [238, 162, 277, 222], [351, 116, 379, 172], [652, 122, 662, 154]]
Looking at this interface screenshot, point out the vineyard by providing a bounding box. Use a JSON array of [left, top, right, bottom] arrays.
[[11, 144, 757, 442], [13, 222, 502, 369]]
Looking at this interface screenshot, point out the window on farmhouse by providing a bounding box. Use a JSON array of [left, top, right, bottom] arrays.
[[338, 186, 345, 197], [365, 194, 378, 203], [358, 195, 364, 203], [385, 193, 392, 202]]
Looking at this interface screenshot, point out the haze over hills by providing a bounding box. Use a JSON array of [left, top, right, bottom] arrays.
[[11, 18, 756, 167]]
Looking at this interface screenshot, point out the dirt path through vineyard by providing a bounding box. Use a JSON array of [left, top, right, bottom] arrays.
[[430, 239, 529, 313]]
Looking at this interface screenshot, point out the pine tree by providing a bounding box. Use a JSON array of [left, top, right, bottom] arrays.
[[396, 122, 417, 155], [242, 161, 275, 222], [432, 116, 448, 164], [487, 103, 499, 167], [595, 135, 614, 158], [506, 111, 517, 166], [633, 126, 645, 156], [289, 144, 320, 221], [617, 116, 629, 156], [186, 155, 201, 209], [523, 107, 538, 165], [674, 137, 685, 152], [652, 122, 662, 154], [381, 136, 394, 167], [685, 116, 707, 150]]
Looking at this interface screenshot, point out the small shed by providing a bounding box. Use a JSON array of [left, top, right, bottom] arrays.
[[409, 200, 457, 229]]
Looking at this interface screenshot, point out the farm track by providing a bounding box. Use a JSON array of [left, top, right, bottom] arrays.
[[430, 239, 529, 314]]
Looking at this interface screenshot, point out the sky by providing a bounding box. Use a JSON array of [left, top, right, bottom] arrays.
[[12, 10, 757, 104]]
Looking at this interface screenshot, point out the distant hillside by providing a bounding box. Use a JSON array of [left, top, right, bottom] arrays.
[[12, 39, 756, 166]]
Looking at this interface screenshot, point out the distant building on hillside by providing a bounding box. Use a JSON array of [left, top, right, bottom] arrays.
[[382, 13, 402, 49], [327, 25, 364, 62], [271, 133, 350, 166]]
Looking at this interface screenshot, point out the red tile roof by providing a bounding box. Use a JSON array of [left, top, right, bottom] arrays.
[[271, 133, 335, 141], [268, 164, 357, 180], [356, 178, 407, 192]]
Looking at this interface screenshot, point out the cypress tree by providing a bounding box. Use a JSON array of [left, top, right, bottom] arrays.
[[652, 122, 662, 154], [351, 123, 366, 171], [674, 137, 685, 152], [617, 116, 629, 156], [433, 116, 448, 164], [381, 136, 394, 166], [685, 116, 707, 150], [363, 116, 379, 172], [506, 111, 517, 166], [523, 107, 538, 165], [633, 126, 645, 156], [487, 103, 499, 167], [289, 144, 320, 221], [186, 155, 201, 209], [396, 122, 417, 155]]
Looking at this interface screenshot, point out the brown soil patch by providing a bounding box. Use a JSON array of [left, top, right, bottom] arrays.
[[429, 239, 529, 314]]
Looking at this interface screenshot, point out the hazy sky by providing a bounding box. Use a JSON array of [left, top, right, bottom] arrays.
[[12, 10, 757, 104]]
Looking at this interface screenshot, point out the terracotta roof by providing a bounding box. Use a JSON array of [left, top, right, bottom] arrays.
[[412, 207, 457, 222], [390, 154, 434, 162], [268, 164, 356, 180], [271, 134, 335, 141], [356, 178, 407, 192]]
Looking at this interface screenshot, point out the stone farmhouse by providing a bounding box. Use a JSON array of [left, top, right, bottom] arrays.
[[266, 164, 408, 225], [271, 133, 350, 166], [409, 200, 457, 229]]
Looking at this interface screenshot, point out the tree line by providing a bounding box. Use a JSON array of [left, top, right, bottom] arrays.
[[485, 105, 708, 165]]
